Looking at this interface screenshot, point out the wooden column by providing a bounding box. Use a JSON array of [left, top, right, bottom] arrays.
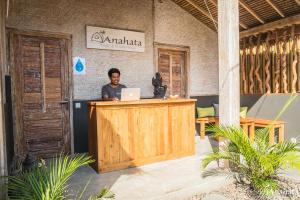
[[0, 0, 7, 198], [218, 0, 240, 126]]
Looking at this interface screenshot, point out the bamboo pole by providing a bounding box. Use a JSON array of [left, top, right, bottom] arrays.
[[264, 33, 271, 94], [255, 34, 263, 93], [262, 47, 266, 93], [282, 31, 288, 93], [271, 44, 275, 92], [297, 37, 300, 92], [241, 39, 248, 94], [249, 36, 255, 94], [274, 32, 281, 93], [291, 26, 298, 93]]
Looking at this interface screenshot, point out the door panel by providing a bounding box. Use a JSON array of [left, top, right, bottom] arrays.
[[10, 32, 70, 158], [158, 49, 186, 97], [158, 53, 171, 96]]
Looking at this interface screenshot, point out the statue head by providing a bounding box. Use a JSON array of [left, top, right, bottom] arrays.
[[155, 72, 161, 79], [152, 72, 167, 98]]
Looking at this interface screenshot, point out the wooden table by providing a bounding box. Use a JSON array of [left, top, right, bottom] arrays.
[[88, 98, 196, 173], [247, 118, 285, 145], [196, 117, 284, 144], [196, 117, 254, 139]]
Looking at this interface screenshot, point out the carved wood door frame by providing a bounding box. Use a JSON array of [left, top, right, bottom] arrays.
[[154, 43, 190, 97], [7, 28, 73, 159]]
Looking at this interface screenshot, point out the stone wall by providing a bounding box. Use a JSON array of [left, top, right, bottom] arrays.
[[6, 0, 218, 100]]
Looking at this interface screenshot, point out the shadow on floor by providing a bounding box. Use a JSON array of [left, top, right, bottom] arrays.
[[69, 135, 224, 200]]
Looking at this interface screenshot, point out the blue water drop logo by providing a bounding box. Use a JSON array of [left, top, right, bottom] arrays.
[[75, 59, 84, 72]]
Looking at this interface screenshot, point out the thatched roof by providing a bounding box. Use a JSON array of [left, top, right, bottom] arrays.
[[171, 0, 300, 32]]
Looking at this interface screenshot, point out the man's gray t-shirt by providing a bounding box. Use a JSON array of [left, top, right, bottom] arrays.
[[101, 84, 127, 100]]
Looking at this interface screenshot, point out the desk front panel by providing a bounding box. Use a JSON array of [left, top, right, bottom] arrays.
[[88, 100, 195, 173]]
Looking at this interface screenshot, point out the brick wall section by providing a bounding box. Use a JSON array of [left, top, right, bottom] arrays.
[[7, 0, 154, 99], [7, 0, 218, 99], [155, 0, 218, 95]]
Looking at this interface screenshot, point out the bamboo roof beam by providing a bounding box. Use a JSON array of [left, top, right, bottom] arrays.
[[185, 0, 217, 24], [240, 14, 300, 38], [265, 0, 285, 18], [239, 0, 265, 24], [207, 0, 217, 6], [295, 0, 300, 5], [207, 0, 248, 29], [239, 22, 249, 30]]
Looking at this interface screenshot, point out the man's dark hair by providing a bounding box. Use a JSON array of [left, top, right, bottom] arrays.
[[108, 68, 121, 77]]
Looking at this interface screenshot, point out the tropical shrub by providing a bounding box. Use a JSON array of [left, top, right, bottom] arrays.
[[5, 154, 115, 200], [202, 125, 300, 196]]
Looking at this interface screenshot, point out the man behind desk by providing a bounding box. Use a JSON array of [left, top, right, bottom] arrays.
[[102, 68, 127, 101]]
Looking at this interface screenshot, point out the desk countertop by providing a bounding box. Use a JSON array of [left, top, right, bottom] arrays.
[[89, 98, 197, 106]]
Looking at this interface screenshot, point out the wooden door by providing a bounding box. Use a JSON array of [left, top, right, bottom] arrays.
[[158, 49, 187, 97], [10, 30, 71, 158]]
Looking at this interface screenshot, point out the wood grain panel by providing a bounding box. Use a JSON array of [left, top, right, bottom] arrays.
[[158, 52, 171, 96], [158, 49, 186, 97], [23, 111, 63, 120], [10, 30, 71, 158], [45, 47, 62, 78], [88, 99, 196, 173], [88, 105, 98, 171], [172, 53, 184, 96], [98, 108, 134, 166], [45, 78, 61, 100], [169, 104, 195, 157], [24, 119, 63, 139], [133, 106, 168, 161], [22, 45, 41, 93], [23, 93, 41, 103]]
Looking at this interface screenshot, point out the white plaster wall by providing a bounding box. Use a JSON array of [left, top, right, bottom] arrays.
[[7, 0, 155, 99], [7, 0, 219, 99], [154, 0, 219, 95]]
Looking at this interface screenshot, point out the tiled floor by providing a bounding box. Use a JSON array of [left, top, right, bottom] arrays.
[[69, 135, 300, 200], [69, 136, 232, 200]]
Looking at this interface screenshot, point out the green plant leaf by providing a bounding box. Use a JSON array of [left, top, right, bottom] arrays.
[[202, 94, 300, 197], [7, 154, 94, 200]]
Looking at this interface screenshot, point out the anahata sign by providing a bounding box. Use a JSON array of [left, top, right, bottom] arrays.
[[86, 26, 145, 52]]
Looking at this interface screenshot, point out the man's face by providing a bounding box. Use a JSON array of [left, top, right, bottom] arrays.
[[110, 73, 120, 85]]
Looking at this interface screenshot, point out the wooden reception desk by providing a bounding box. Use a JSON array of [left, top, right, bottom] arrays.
[[88, 98, 196, 173]]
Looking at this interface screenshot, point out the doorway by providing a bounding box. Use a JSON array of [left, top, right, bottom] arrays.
[[155, 44, 190, 97], [8, 29, 72, 158]]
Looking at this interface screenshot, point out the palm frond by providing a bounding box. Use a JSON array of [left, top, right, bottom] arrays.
[[251, 178, 278, 196], [202, 95, 299, 197], [7, 154, 94, 200], [280, 151, 300, 171]]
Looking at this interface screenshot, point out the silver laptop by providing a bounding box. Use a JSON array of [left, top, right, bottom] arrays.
[[121, 88, 141, 101]]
